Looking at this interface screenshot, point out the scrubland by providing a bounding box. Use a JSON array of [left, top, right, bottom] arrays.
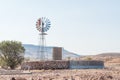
[[0, 56, 120, 80], [0, 65, 120, 80]]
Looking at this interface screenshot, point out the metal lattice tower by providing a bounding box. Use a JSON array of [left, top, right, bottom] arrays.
[[36, 17, 51, 60]]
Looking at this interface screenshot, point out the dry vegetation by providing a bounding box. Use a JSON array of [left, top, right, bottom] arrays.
[[0, 68, 120, 80], [0, 54, 120, 80]]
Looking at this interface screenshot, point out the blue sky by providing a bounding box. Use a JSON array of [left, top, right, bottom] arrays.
[[0, 0, 120, 55]]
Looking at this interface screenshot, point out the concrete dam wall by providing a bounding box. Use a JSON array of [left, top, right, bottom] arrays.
[[69, 60, 104, 69]]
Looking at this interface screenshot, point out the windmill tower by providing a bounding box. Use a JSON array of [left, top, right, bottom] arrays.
[[36, 17, 51, 60]]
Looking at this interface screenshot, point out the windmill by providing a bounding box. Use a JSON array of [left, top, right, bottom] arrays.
[[36, 17, 51, 60]]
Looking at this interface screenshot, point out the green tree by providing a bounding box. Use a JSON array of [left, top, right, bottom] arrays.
[[0, 40, 25, 69]]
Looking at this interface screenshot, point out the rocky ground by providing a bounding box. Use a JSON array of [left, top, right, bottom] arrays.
[[0, 67, 120, 80], [0, 56, 120, 80]]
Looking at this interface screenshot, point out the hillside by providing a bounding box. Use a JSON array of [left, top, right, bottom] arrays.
[[78, 53, 120, 62], [96, 53, 120, 57], [23, 44, 80, 60]]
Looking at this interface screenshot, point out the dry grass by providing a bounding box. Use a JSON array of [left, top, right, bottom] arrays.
[[0, 56, 120, 80], [0, 68, 120, 80]]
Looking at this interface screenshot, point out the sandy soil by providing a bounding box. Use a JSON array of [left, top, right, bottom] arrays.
[[0, 68, 120, 80]]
